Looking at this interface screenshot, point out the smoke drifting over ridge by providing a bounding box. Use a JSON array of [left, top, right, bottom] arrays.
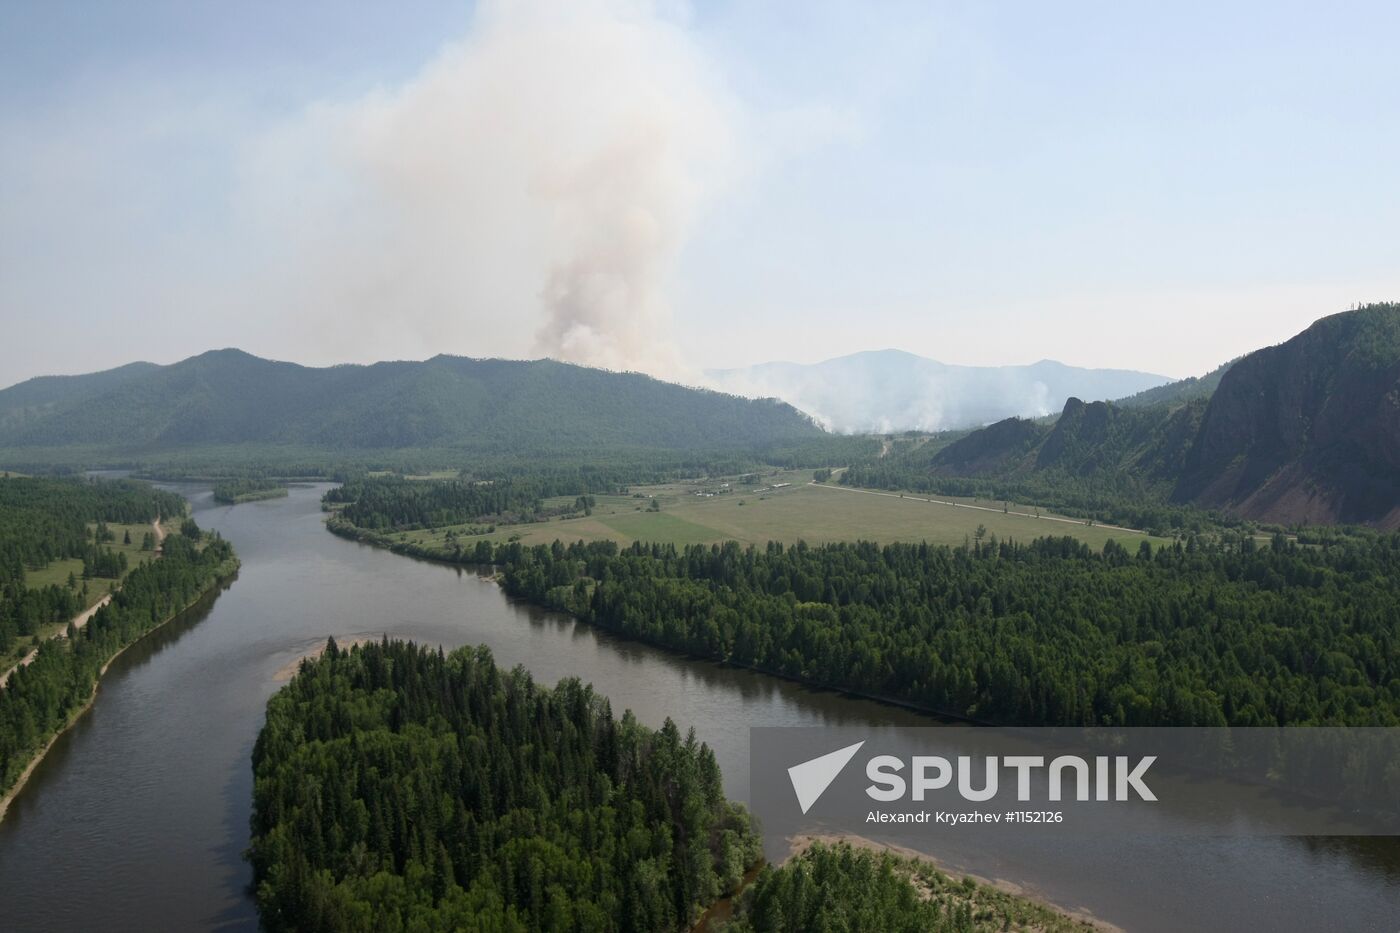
[[245, 0, 734, 377], [707, 351, 1171, 433]]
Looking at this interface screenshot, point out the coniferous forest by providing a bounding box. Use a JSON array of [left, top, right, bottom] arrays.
[[722, 842, 1092, 933], [0, 476, 187, 653], [490, 533, 1400, 728], [212, 477, 289, 504], [0, 522, 237, 795], [249, 639, 761, 933]]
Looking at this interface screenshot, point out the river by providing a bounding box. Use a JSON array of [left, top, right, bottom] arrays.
[[0, 483, 1395, 931]]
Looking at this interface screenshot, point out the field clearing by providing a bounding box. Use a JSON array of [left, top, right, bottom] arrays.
[[24, 521, 163, 599], [391, 472, 1168, 551], [7, 521, 167, 669]]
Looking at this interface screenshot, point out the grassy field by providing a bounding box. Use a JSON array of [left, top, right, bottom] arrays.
[[5, 520, 169, 669], [24, 521, 161, 591], [383, 470, 1168, 552], [23, 521, 163, 605]]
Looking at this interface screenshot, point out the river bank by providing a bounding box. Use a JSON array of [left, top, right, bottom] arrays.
[[4, 484, 1394, 933], [0, 553, 239, 822], [326, 516, 999, 725], [783, 834, 1121, 931], [214, 487, 289, 505], [327, 516, 1124, 930], [0, 514, 168, 687]]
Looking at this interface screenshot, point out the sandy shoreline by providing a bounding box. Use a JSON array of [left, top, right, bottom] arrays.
[[784, 833, 1122, 931], [272, 634, 383, 681]]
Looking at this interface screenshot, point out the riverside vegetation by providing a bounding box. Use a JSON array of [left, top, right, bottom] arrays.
[[0, 476, 187, 657], [489, 534, 1400, 728], [0, 479, 236, 801], [722, 841, 1093, 932], [249, 639, 762, 933], [251, 640, 1092, 933], [212, 477, 289, 504], [323, 473, 1400, 728]]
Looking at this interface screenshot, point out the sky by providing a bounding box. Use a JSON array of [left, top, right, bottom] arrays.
[[2, 0, 1398, 387]]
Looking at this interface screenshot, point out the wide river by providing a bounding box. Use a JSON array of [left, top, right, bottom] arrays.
[[0, 484, 1397, 931]]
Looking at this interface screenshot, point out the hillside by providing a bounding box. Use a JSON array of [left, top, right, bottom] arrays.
[[0, 350, 824, 462], [1176, 304, 1400, 526], [853, 304, 1400, 529], [0, 362, 160, 431], [1115, 358, 1236, 408], [706, 349, 1169, 432]]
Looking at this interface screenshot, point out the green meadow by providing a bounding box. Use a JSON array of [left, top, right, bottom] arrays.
[[386, 471, 1166, 552]]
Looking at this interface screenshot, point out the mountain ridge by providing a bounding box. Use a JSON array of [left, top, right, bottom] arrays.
[[869, 304, 1400, 529], [0, 350, 824, 458]]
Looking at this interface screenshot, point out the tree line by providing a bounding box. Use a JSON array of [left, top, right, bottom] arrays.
[[721, 842, 1089, 932], [212, 476, 288, 503], [249, 639, 760, 933], [0, 523, 237, 795], [324, 475, 617, 532], [486, 532, 1400, 728], [0, 476, 185, 654], [839, 462, 1224, 537]]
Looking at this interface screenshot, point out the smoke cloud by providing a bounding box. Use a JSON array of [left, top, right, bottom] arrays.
[[241, 0, 736, 377]]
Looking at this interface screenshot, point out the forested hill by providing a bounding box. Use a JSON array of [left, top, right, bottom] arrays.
[[0, 350, 823, 459], [848, 304, 1400, 529]]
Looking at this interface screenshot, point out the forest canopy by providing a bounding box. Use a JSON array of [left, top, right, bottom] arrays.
[[212, 477, 288, 504], [486, 533, 1400, 729], [249, 639, 761, 933], [0, 521, 236, 795], [721, 842, 1092, 933], [0, 476, 186, 653]]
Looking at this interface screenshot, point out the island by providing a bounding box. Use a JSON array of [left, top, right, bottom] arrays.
[[212, 477, 289, 504]]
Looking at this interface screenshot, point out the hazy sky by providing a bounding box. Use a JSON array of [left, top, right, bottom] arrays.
[[3, 0, 1398, 386]]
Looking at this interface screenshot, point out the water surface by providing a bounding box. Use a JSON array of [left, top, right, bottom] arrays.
[[0, 484, 1395, 931]]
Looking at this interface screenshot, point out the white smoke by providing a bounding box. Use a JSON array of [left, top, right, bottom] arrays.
[[706, 353, 1171, 433], [239, 0, 736, 377]]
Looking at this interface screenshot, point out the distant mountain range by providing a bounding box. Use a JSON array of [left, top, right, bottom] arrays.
[[705, 351, 1171, 433], [878, 304, 1400, 529], [0, 350, 822, 459], [4, 304, 1397, 529]]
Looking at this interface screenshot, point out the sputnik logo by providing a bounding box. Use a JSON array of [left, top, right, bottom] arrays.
[[787, 741, 865, 814]]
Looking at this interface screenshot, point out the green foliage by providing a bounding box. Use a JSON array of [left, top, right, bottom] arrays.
[[249, 640, 760, 933], [212, 476, 288, 503], [1115, 358, 1237, 409], [847, 304, 1400, 530], [723, 842, 1088, 932], [842, 399, 1223, 535], [0, 530, 237, 795], [324, 476, 583, 531], [491, 533, 1400, 727], [0, 350, 824, 457], [0, 476, 185, 653]]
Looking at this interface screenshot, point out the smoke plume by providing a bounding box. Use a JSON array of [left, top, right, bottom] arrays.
[[243, 0, 735, 376]]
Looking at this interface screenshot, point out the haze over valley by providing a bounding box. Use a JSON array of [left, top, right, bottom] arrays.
[[707, 349, 1171, 432], [4, 4, 1400, 933]]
